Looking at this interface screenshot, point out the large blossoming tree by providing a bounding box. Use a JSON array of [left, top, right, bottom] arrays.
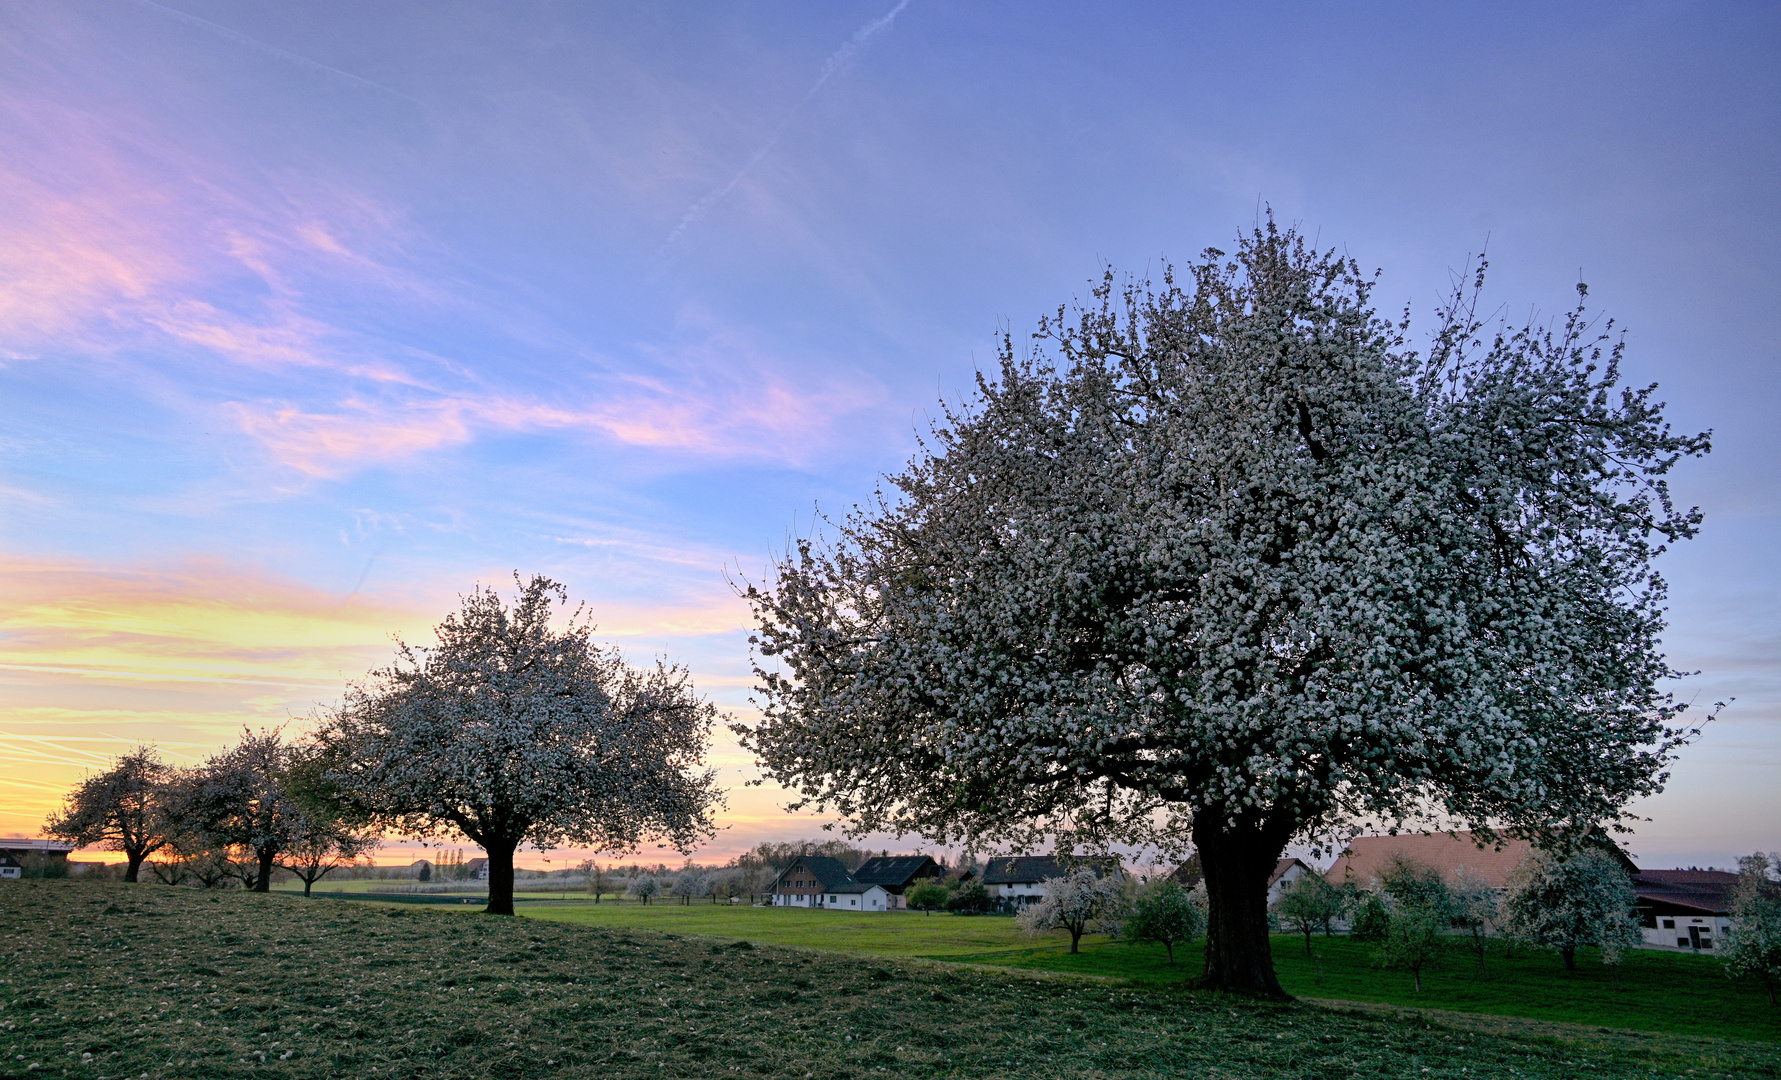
[[738, 220, 1709, 996], [320, 574, 722, 915]]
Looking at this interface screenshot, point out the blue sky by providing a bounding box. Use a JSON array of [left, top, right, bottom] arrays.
[[1, 1, 1775, 868]]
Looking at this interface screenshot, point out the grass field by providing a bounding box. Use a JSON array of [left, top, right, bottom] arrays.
[[3, 882, 1778, 1080], [520, 901, 1781, 1043]]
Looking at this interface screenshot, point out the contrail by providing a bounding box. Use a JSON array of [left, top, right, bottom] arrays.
[[130, 0, 424, 107], [657, 0, 912, 261]]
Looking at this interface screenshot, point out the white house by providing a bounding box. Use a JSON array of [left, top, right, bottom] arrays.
[[769, 855, 891, 911], [1171, 856, 1313, 907]]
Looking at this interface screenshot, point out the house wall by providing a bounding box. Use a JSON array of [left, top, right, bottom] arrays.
[[1641, 913, 1734, 952], [987, 881, 1047, 904], [1267, 863, 1310, 906]]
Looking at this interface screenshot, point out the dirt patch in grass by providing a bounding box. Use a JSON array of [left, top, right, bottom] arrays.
[[1, 881, 1777, 1079]]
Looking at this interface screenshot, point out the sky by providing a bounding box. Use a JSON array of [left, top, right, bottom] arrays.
[[2, 1, 1776, 871]]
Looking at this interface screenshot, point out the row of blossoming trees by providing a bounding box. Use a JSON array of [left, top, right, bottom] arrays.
[[47, 218, 1757, 1000], [49, 575, 725, 915]]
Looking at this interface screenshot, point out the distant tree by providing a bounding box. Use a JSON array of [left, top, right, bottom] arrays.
[[737, 222, 1710, 996], [1124, 879, 1205, 964], [1448, 868, 1500, 973], [628, 875, 661, 905], [1723, 851, 1781, 1007], [418, 861, 432, 882], [906, 881, 949, 914], [670, 870, 709, 906], [277, 818, 377, 897], [944, 880, 994, 915], [1377, 855, 1452, 919], [1275, 874, 1344, 956], [1015, 870, 1123, 954], [1501, 848, 1641, 971], [179, 728, 307, 892], [318, 575, 723, 916], [45, 745, 177, 883], [580, 860, 606, 903]]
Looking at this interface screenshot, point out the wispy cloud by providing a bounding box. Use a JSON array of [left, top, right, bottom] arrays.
[[127, 0, 423, 107], [224, 318, 886, 477], [657, 0, 913, 262]]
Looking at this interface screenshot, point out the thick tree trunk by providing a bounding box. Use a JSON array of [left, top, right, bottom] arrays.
[[485, 845, 517, 916], [1194, 807, 1293, 998], [1068, 925, 1083, 954], [124, 851, 145, 883], [1561, 945, 1576, 971], [255, 847, 276, 892]]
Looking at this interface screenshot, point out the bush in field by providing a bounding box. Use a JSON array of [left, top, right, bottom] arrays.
[[1449, 867, 1500, 973], [1275, 874, 1345, 956], [628, 875, 662, 904], [1124, 879, 1204, 964], [1502, 848, 1641, 971], [906, 881, 949, 913], [1350, 892, 1391, 941], [1016, 869, 1123, 954], [1723, 851, 1781, 1006], [945, 880, 994, 915]]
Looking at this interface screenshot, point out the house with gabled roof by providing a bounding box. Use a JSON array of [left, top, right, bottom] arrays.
[[981, 855, 1122, 908], [1171, 855, 1313, 908], [769, 854, 891, 912], [852, 855, 943, 909]]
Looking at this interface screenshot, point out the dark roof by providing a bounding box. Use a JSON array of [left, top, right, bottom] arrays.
[[981, 855, 1118, 885], [775, 855, 868, 894], [1632, 868, 1737, 916], [853, 855, 941, 889]]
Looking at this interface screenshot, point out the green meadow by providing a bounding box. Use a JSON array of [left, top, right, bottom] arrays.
[[522, 900, 1781, 1043]]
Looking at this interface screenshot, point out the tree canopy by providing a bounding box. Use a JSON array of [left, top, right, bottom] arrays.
[[320, 574, 722, 915], [738, 219, 1708, 995], [44, 745, 174, 883]]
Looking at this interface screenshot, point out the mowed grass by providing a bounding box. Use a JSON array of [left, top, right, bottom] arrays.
[[523, 901, 1781, 1043], [6, 884, 1773, 1080]]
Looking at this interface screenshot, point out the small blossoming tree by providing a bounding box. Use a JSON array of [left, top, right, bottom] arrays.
[[1016, 868, 1123, 954], [739, 220, 1709, 996], [1501, 848, 1642, 970]]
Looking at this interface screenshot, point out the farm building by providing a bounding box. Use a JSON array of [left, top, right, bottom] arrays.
[[981, 855, 1122, 907], [0, 838, 75, 878], [1631, 868, 1738, 952], [769, 855, 891, 911], [1171, 855, 1315, 907], [851, 855, 943, 909]]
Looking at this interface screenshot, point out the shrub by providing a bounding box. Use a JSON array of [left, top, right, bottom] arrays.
[[906, 882, 949, 913], [1350, 893, 1391, 941], [945, 881, 994, 915]]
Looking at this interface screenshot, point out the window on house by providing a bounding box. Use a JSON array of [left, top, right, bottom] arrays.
[[1662, 919, 1675, 929], [1678, 937, 1689, 947]]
